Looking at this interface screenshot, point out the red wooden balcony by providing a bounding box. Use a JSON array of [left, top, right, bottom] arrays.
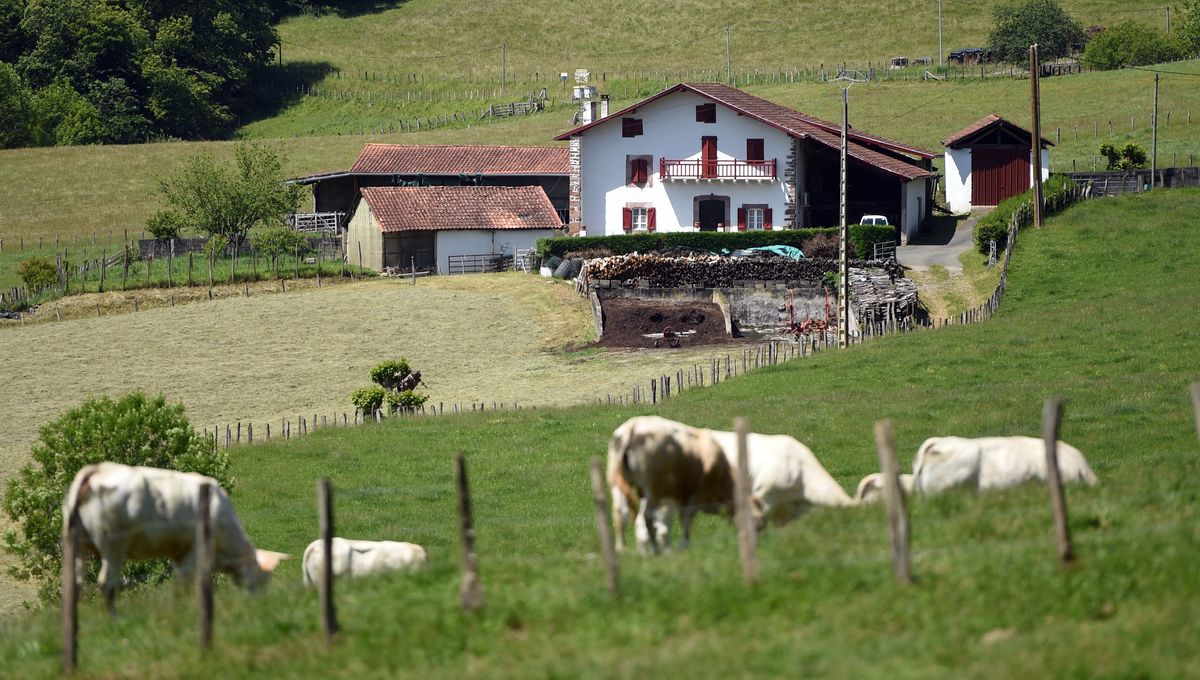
[[659, 158, 777, 181]]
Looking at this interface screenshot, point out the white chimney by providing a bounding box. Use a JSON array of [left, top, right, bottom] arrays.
[[600, 94, 610, 119]]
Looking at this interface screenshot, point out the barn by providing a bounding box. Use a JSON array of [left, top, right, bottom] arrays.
[[943, 114, 1052, 214], [344, 186, 562, 274]]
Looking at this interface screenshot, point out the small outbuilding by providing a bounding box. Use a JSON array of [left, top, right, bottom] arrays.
[[345, 185, 562, 274], [942, 114, 1053, 214]]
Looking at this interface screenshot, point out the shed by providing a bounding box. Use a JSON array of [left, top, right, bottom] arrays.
[[344, 186, 562, 274], [942, 114, 1053, 214]]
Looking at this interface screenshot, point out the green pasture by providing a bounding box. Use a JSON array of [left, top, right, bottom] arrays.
[[1, 189, 1197, 677]]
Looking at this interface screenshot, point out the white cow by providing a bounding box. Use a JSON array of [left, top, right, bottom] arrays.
[[708, 429, 856, 528], [302, 538, 427, 586], [606, 416, 734, 553], [912, 436, 1099, 495], [853, 472, 915, 505], [63, 462, 288, 611]]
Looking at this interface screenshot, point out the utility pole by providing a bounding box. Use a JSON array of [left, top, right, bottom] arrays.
[[1029, 43, 1044, 228], [501, 43, 507, 98], [726, 27, 732, 85], [1152, 73, 1160, 189], [834, 70, 865, 348], [938, 0, 944, 67]]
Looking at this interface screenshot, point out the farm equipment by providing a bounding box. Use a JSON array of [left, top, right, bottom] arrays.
[[785, 287, 837, 340]]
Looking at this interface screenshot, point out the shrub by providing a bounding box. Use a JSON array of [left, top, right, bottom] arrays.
[[802, 233, 840, 258], [351, 386, 386, 416], [534, 227, 904, 260], [974, 174, 1079, 253], [1082, 21, 1186, 70], [1099, 143, 1148, 171], [368, 359, 414, 392], [848, 224, 896, 259], [146, 210, 185, 240], [249, 226, 309, 277], [2, 392, 230, 602], [16, 256, 57, 291], [386, 390, 429, 413]]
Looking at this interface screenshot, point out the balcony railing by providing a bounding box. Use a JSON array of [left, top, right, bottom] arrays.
[[659, 158, 777, 181]]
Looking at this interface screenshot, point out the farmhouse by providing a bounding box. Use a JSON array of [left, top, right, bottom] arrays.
[[943, 114, 1052, 214], [293, 144, 571, 229], [344, 185, 561, 274], [554, 82, 937, 242]]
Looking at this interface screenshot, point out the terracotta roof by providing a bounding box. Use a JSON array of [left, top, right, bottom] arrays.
[[942, 113, 1054, 148], [349, 144, 570, 175], [553, 83, 938, 180], [359, 186, 562, 232]]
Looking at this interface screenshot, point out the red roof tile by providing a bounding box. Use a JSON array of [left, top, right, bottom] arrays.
[[360, 186, 562, 232], [350, 144, 570, 175], [942, 113, 1054, 148]]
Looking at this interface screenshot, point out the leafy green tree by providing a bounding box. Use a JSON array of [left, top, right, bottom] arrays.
[[16, 256, 57, 290], [2, 392, 231, 601], [0, 0, 29, 64], [1099, 143, 1148, 170], [250, 225, 309, 277], [145, 210, 185, 239], [86, 76, 151, 143], [989, 0, 1085, 63], [30, 79, 104, 145], [1178, 0, 1200, 55], [156, 144, 302, 246], [0, 62, 36, 148], [1081, 22, 1185, 70], [353, 359, 428, 415]]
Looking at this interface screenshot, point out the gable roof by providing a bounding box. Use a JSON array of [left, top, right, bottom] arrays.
[[349, 144, 570, 175], [359, 186, 562, 232], [553, 83, 937, 180], [942, 114, 1054, 148]]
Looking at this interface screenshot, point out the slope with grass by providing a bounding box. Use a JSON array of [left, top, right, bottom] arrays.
[[1, 190, 1197, 677]]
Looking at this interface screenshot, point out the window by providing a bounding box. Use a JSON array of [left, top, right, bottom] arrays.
[[746, 208, 764, 231], [622, 206, 656, 232], [622, 117, 643, 137], [626, 155, 652, 186], [696, 103, 716, 123], [631, 207, 648, 231], [746, 138, 765, 161], [737, 205, 772, 231]]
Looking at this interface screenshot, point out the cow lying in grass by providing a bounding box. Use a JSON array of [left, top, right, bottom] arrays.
[[606, 416, 853, 553], [853, 472, 915, 505], [912, 436, 1099, 495], [64, 462, 288, 612], [302, 538, 427, 586]]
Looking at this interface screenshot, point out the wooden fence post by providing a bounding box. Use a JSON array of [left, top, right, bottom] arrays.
[[1190, 383, 1200, 444], [1042, 397, 1074, 567], [455, 453, 484, 611], [588, 458, 620, 596], [196, 483, 214, 652], [733, 417, 759, 585], [317, 479, 339, 643], [873, 419, 912, 585], [61, 509, 80, 675]]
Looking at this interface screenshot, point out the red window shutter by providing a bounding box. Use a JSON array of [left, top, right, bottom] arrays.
[[647, 207, 657, 232], [746, 138, 764, 161], [633, 158, 647, 185], [622, 207, 633, 232], [764, 208, 773, 229], [737, 208, 747, 231], [696, 103, 716, 123]]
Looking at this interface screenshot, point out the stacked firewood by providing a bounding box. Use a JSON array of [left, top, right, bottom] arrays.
[[581, 253, 902, 288], [850, 268, 920, 323]]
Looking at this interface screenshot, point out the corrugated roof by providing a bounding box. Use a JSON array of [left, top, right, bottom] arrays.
[[942, 113, 1054, 148], [553, 82, 938, 180], [350, 144, 570, 175], [360, 186, 562, 232]]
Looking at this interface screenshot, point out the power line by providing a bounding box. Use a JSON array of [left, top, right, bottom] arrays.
[[1126, 66, 1200, 77]]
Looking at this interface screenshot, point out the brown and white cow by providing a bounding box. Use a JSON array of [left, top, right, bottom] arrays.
[[63, 462, 288, 611]]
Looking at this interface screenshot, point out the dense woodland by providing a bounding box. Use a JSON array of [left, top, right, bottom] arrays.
[[0, 0, 396, 148]]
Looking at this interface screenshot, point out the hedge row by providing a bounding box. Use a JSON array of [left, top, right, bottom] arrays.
[[537, 225, 895, 261], [974, 175, 1080, 253]]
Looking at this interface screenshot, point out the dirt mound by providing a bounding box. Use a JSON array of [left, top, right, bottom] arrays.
[[598, 298, 731, 348]]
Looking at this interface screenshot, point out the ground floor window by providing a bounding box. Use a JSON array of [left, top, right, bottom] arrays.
[[737, 204, 772, 231], [747, 207, 764, 230], [631, 207, 648, 231]]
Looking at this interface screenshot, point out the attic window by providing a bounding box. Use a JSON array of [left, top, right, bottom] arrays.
[[622, 117, 643, 138], [696, 103, 716, 124]]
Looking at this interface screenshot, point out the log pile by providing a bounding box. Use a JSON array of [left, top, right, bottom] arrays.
[[581, 253, 902, 288], [850, 268, 920, 323]]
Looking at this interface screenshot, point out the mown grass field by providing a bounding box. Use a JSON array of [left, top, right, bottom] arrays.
[[0, 189, 1196, 677]]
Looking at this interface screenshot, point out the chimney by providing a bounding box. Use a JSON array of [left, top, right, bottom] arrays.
[[600, 94, 610, 119]]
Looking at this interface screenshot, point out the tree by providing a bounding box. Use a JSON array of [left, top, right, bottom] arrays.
[[155, 143, 302, 246], [989, 0, 1085, 64], [0, 62, 36, 148], [1099, 143, 1148, 170], [1081, 22, 1185, 70], [351, 359, 428, 416], [2, 392, 231, 601], [16, 256, 57, 290], [249, 225, 309, 277], [1179, 0, 1200, 55]]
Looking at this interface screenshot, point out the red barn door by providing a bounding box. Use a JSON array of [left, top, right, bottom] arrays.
[[972, 146, 1030, 206]]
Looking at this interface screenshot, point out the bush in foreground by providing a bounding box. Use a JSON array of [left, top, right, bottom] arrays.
[[2, 392, 231, 602], [974, 175, 1078, 253]]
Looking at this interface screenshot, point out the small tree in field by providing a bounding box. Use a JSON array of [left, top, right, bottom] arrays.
[[2, 392, 231, 601], [989, 0, 1085, 63], [250, 226, 309, 278], [16, 256, 57, 291], [1081, 22, 1185, 70], [153, 143, 302, 248], [1099, 143, 1148, 170], [351, 359, 428, 416], [1180, 1, 1200, 55]]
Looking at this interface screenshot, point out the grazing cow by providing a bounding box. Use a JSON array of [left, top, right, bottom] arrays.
[[708, 430, 856, 528], [606, 416, 734, 553], [63, 463, 288, 611], [854, 473, 915, 505], [912, 436, 1099, 495], [301, 538, 427, 586]]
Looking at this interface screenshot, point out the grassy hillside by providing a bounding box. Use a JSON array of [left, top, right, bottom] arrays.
[[1, 190, 1197, 677]]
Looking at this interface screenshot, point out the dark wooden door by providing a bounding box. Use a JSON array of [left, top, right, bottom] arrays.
[[972, 146, 1029, 206], [701, 136, 718, 178], [384, 232, 435, 272], [698, 199, 723, 231]]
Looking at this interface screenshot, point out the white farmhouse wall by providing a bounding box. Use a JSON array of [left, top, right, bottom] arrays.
[[578, 90, 791, 235], [345, 200, 384, 270], [945, 148, 972, 214], [435, 229, 557, 274], [901, 179, 926, 242], [1034, 148, 1050, 184]]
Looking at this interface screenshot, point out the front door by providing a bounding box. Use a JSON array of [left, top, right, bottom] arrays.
[[698, 199, 724, 231]]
